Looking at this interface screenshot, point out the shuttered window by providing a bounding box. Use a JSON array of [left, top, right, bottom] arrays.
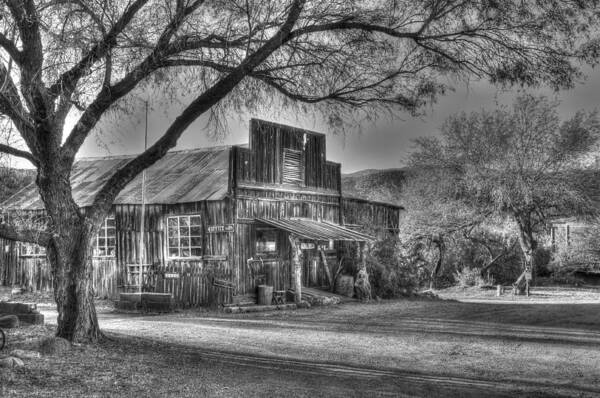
[[167, 215, 202, 258], [282, 148, 304, 185]]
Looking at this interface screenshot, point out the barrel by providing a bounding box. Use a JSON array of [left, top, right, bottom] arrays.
[[257, 285, 273, 305]]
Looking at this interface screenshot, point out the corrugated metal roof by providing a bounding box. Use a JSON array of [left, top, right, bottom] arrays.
[[2, 147, 231, 210], [255, 218, 375, 242]]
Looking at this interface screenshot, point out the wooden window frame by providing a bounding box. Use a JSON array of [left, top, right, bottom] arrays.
[[167, 215, 203, 259], [255, 227, 278, 256], [93, 217, 116, 258]]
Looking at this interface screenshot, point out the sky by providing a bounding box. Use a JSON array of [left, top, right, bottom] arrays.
[[7, 67, 600, 174]]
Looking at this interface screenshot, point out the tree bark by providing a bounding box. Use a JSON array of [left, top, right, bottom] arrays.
[[513, 213, 538, 293], [37, 166, 104, 342], [429, 235, 444, 290], [288, 235, 302, 303], [354, 242, 371, 301]]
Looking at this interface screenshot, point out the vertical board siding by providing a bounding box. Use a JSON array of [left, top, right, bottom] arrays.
[[240, 120, 337, 191], [342, 198, 401, 234]]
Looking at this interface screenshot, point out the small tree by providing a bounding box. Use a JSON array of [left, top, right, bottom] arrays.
[[409, 94, 600, 288]]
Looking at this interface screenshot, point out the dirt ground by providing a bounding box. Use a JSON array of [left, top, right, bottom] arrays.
[[2, 287, 600, 397]]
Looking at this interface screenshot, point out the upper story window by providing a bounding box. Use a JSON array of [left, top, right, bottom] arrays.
[[282, 148, 304, 185], [167, 215, 202, 258], [20, 243, 46, 257], [94, 217, 116, 257]]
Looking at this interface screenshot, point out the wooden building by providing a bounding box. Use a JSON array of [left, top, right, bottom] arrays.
[[1, 119, 401, 306]]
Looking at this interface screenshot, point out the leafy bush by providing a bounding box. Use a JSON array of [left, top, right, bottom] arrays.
[[453, 266, 486, 288], [365, 236, 425, 298]]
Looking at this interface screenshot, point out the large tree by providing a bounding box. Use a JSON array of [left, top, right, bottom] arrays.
[[0, 1, 599, 342], [409, 94, 600, 289]]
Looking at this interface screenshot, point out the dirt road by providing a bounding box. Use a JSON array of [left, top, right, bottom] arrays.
[[38, 298, 600, 397]]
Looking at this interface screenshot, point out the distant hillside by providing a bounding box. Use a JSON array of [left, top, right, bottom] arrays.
[[0, 167, 36, 204], [341, 168, 406, 206]]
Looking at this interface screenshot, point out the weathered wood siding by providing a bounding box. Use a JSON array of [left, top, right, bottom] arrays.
[[236, 119, 339, 191], [342, 198, 401, 234], [235, 188, 340, 223], [1, 199, 236, 307]]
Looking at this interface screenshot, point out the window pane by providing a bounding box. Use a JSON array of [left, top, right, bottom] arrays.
[[180, 217, 190, 227], [167, 225, 178, 239], [180, 237, 190, 248], [180, 226, 190, 236], [169, 248, 179, 257], [181, 248, 190, 257], [190, 216, 201, 226], [168, 217, 178, 227], [106, 218, 116, 227], [190, 226, 202, 236], [168, 238, 178, 248], [190, 236, 202, 247], [97, 238, 106, 248], [97, 247, 107, 256], [191, 247, 202, 257], [108, 237, 116, 247]]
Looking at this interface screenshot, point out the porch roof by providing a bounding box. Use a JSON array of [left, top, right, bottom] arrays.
[[255, 218, 375, 242]]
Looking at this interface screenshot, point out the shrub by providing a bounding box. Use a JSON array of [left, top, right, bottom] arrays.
[[366, 236, 424, 298], [453, 266, 486, 288]]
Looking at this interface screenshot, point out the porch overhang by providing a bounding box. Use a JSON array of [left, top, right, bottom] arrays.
[[254, 218, 375, 242]]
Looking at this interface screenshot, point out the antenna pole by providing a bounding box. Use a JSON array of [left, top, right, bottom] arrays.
[[139, 101, 148, 294]]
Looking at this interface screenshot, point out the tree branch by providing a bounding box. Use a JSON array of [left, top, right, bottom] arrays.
[[47, 0, 150, 100], [0, 222, 50, 246], [0, 143, 38, 166], [86, 0, 307, 220], [0, 33, 22, 65]]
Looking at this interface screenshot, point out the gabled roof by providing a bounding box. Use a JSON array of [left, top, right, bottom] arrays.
[[2, 146, 232, 210]]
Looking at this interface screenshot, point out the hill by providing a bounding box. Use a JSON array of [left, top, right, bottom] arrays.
[[0, 167, 36, 204], [341, 168, 406, 206]]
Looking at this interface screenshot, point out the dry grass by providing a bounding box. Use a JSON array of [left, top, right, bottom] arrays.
[[3, 290, 600, 397]]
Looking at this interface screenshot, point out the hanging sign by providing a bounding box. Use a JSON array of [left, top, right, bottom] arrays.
[[300, 242, 316, 250], [164, 272, 180, 279], [207, 224, 234, 233]]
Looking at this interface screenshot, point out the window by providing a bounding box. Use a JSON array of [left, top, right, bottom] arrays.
[[282, 148, 304, 185], [256, 228, 277, 254], [167, 215, 202, 258], [94, 217, 116, 257], [20, 243, 46, 257]]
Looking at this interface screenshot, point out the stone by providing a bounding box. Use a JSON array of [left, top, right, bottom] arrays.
[[0, 357, 25, 368], [0, 315, 19, 328], [9, 349, 41, 360]]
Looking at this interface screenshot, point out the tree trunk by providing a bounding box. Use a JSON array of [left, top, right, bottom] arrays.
[[354, 242, 371, 301], [513, 213, 538, 294], [37, 166, 103, 342], [429, 235, 444, 290], [288, 235, 302, 303]]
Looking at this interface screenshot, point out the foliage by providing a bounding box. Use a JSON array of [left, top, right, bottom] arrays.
[[453, 267, 485, 288], [0, 167, 34, 203], [366, 235, 425, 298], [409, 94, 600, 278]]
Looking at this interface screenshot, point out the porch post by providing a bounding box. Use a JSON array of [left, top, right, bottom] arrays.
[[288, 234, 302, 303]]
